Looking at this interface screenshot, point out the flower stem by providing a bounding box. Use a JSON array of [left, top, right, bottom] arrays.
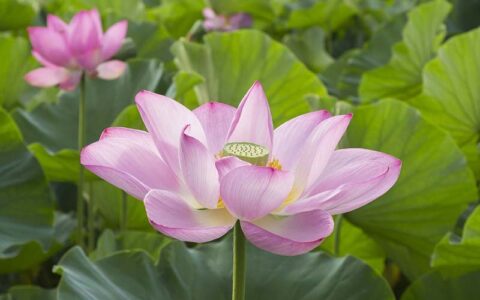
[[334, 214, 343, 255], [232, 222, 246, 300], [77, 75, 86, 249], [87, 182, 95, 253], [121, 190, 128, 232]]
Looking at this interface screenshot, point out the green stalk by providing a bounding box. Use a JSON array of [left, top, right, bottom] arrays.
[[77, 75, 86, 249], [121, 191, 128, 232], [232, 222, 246, 300], [334, 214, 343, 255], [87, 182, 95, 253]]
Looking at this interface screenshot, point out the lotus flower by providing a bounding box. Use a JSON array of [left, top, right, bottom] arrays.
[[81, 81, 401, 256], [25, 9, 128, 91], [202, 8, 252, 32]]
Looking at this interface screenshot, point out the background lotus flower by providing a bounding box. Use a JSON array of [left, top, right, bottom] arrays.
[[81, 81, 401, 256], [25, 9, 127, 91], [203, 8, 252, 32]]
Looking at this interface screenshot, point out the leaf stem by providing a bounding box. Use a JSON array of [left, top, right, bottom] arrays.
[[232, 222, 246, 300], [77, 75, 86, 249], [334, 214, 343, 255]]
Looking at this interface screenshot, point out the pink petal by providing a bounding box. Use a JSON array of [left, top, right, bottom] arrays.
[[76, 48, 103, 70], [286, 149, 401, 215], [32, 51, 56, 67], [81, 128, 180, 200], [101, 20, 128, 60], [135, 90, 207, 174], [47, 15, 68, 35], [95, 60, 126, 80], [179, 126, 220, 209], [293, 114, 352, 195], [215, 156, 249, 179], [58, 70, 82, 91], [27, 27, 72, 67], [241, 209, 334, 256], [228, 13, 252, 30], [203, 16, 228, 31], [68, 10, 103, 58], [203, 8, 217, 19], [220, 165, 294, 221], [227, 81, 274, 151], [24, 67, 69, 88], [204, 18, 227, 31], [100, 127, 150, 140], [145, 190, 235, 243], [272, 110, 331, 171], [193, 102, 236, 154], [203, 8, 228, 31]]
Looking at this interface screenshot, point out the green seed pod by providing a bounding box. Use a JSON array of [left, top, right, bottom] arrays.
[[222, 142, 269, 166]]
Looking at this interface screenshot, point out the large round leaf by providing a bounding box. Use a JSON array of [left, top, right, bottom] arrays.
[[54, 238, 394, 300], [286, 0, 358, 32], [0, 36, 36, 109], [0, 286, 56, 300], [150, 0, 204, 38], [320, 218, 386, 275], [91, 181, 151, 231], [327, 14, 406, 100], [0, 0, 38, 30], [411, 28, 480, 175], [359, 0, 450, 102], [431, 206, 480, 275], [45, 0, 146, 22], [0, 108, 56, 273], [209, 0, 277, 24], [283, 26, 334, 73], [344, 99, 477, 280], [172, 29, 327, 125], [129, 21, 174, 62], [90, 229, 170, 261], [401, 271, 480, 300]]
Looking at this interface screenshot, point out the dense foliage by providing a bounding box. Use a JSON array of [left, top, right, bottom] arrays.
[[1, 0, 480, 299]]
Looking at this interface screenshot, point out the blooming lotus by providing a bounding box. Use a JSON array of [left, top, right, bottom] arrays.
[[203, 8, 252, 32], [81, 81, 401, 256], [25, 9, 127, 91]]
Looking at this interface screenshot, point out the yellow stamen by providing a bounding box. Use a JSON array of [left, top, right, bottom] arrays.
[[217, 197, 225, 208], [268, 159, 282, 170]]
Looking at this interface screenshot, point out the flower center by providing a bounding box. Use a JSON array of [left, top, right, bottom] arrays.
[[267, 159, 282, 170], [222, 142, 269, 166]]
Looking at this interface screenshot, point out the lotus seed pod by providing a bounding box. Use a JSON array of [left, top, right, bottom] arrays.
[[222, 142, 269, 166]]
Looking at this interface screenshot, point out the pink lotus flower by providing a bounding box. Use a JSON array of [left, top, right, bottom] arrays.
[[203, 8, 252, 32], [81, 81, 401, 256], [25, 9, 128, 91]]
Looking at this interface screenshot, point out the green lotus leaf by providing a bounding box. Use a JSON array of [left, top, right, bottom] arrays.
[[0, 108, 59, 273], [359, 0, 450, 102], [410, 27, 480, 176], [54, 238, 394, 300], [172, 29, 327, 125], [401, 271, 480, 300], [0, 0, 38, 30], [0, 36, 36, 109], [319, 217, 386, 275], [431, 206, 480, 275], [345, 99, 477, 280], [90, 229, 170, 261]]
